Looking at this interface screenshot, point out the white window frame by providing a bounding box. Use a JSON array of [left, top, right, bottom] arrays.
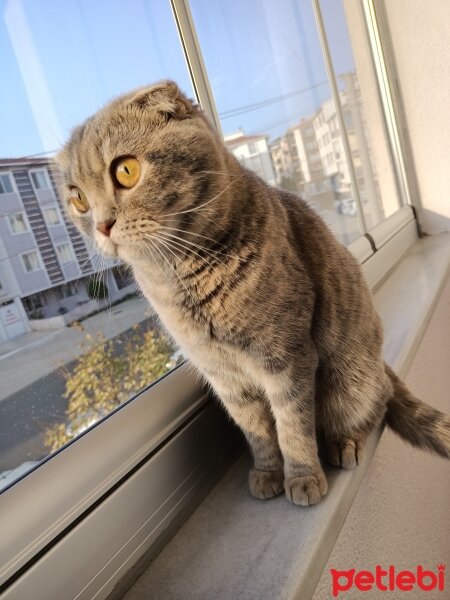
[[19, 250, 44, 274], [0, 171, 18, 195], [55, 242, 74, 264], [42, 204, 62, 227], [7, 212, 30, 236], [28, 167, 52, 193], [0, 1, 422, 598]]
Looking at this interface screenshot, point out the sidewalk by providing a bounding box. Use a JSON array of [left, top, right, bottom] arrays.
[[0, 297, 154, 402]]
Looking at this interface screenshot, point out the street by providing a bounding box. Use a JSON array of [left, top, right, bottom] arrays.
[[0, 296, 158, 478]]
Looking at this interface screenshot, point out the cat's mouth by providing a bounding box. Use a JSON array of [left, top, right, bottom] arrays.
[[95, 234, 119, 258]]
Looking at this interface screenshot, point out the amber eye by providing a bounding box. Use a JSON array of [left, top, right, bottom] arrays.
[[69, 187, 89, 213], [113, 156, 140, 188]]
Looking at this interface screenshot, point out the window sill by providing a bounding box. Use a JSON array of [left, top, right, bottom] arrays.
[[119, 232, 450, 600]]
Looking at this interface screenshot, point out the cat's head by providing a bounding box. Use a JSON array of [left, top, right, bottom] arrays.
[[56, 81, 228, 266]]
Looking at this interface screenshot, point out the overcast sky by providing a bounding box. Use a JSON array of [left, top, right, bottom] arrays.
[[0, 0, 354, 157]]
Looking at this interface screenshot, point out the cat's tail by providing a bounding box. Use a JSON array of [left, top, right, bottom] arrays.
[[384, 363, 450, 458]]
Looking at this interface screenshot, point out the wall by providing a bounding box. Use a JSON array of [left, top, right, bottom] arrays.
[[383, 0, 450, 234]]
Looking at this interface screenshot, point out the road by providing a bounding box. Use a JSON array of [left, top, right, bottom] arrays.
[[0, 297, 160, 477]]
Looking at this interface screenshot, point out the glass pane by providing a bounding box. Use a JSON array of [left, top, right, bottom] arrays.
[[0, 173, 14, 193], [190, 0, 363, 246], [319, 0, 403, 230], [44, 206, 61, 225], [0, 0, 192, 490], [31, 170, 50, 190], [9, 213, 27, 233]]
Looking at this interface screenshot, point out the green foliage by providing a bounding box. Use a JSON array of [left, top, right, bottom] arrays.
[[45, 324, 173, 452], [87, 278, 108, 300]]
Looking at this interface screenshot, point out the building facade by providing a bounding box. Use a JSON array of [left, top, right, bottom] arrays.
[[224, 130, 277, 186], [0, 157, 135, 342]]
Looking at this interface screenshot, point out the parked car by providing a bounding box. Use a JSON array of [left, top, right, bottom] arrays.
[[335, 197, 358, 217]]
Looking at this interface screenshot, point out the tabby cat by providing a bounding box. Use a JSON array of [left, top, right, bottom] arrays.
[[56, 81, 450, 506]]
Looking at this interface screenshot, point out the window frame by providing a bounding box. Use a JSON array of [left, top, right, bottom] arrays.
[[0, 171, 16, 195], [19, 250, 44, 274], [42, 204, 62, 227], [0, 0, 422, 596], [55, 241, 74, 264], [7, 211, 30, 236], [28, 168, 52, 192]]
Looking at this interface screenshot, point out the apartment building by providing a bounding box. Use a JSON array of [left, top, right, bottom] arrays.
[[270, 71, 383, 227], [224, 130, 277, 186], [0, 157, 135, 342]]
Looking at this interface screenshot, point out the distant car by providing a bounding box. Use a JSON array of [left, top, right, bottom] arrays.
[[335, 198, 357, 217]]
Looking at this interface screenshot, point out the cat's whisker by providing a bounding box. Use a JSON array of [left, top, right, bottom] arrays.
[[152, 233, 220, 278], [153, 231, 235, 277], [157, 226, 232, 257], [163, 174, 245, 219], [158, 233, 231, 263], [155, 230, 239, 278], [146, 237, 198, 307]]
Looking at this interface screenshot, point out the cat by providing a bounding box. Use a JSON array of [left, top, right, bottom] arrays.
[[56, 81, 450, 506]]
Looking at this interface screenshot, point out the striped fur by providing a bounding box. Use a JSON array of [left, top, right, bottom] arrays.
[[56, 81, 450, 507]]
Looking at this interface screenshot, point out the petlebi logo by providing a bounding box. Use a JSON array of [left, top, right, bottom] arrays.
[[330, 564, 446, 597]]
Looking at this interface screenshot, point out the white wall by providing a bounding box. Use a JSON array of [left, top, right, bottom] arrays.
[[383, 0, 450, 234]]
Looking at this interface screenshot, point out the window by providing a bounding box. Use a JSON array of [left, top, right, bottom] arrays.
[[21, 251, 42, 273], [56, 243, 74, 263], [190, 0, 364, 245], [0, 0, 194, 499], [8, 212, 28, 234], [0, 1, 419, 596], [247, 142, 257, 155], [30, 169, 50, 190], [112, 265, 135, 290], [58, 282, 77, 298], [43, 206, 61, 226], [22, 292, 47, 317], [318, 0, 406, 230], [0, 172, 14, 194]]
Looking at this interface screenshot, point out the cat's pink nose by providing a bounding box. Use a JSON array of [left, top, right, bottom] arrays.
[[96, 219, 116, 237]]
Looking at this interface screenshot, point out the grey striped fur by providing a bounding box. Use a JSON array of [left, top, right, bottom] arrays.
[[56, 81, 450, 507]]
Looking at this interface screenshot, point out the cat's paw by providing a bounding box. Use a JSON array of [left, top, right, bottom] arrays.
[[325, 437, 365, 469], [248, 468, 284, 499], [285, 470, 328, 506]]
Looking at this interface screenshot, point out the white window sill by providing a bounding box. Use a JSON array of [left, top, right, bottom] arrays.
[[118, 232, 450, 600]]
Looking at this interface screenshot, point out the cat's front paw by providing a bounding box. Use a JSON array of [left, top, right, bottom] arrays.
[[285, 470, 328, 506], [248, 468, 284, 499]]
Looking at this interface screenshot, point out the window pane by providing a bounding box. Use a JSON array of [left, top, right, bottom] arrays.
[[22, 251, 40, 272], [0, 0, 192, 490], [56, 243, 73, 263], [31, 169, 50, 190], [9, 213, 28, 233], [319, 0, 403, 229], [43, 206, 61, 225], [190, 0, 363, 246], [0, 173, 14, 193]]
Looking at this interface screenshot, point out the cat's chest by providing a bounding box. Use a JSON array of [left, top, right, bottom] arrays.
[[135, 273, 256, 378]]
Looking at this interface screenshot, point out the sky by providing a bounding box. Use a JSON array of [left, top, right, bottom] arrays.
[[0, 0, 355, 158]]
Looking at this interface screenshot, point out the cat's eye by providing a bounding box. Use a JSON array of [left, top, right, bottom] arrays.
[[69, 187, 90, 213], [113, 157, 141, 188]]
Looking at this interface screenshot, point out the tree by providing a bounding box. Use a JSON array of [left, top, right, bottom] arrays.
[[45, 324, 173, 452], [87, 278, 108, 300]]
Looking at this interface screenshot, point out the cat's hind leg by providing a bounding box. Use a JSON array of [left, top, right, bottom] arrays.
[[317, 360, 391, 469]]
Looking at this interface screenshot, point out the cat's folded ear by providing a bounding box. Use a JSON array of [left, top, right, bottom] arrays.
[[127, 81, 197, 120]]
